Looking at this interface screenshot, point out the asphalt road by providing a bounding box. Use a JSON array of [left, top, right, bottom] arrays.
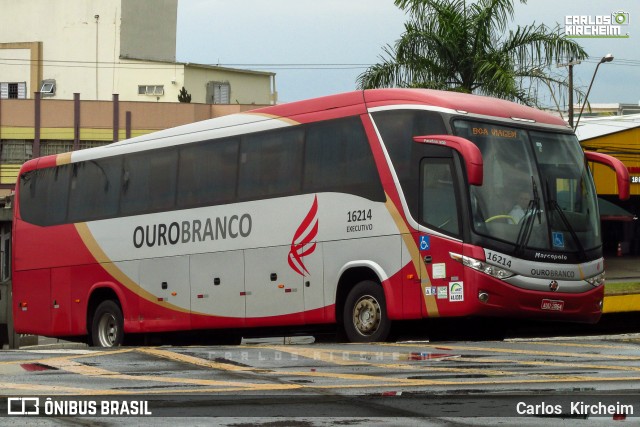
[[1, 332, 639, 426]]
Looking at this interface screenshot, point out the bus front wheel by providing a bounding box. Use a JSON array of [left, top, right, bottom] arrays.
[[90, 300, 124, 347], [343, 280, 391, 343]]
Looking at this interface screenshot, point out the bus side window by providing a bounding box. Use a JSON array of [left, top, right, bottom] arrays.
[[238, 128, 304, 200], [177, 138, 239, 209], [19, 165, 71, 226], [18, 171, 38, 224], [421, 158, 460, 236], [303, 117, 383, 201], [68, 157, 122, 222], [121, 148, 178, 216]]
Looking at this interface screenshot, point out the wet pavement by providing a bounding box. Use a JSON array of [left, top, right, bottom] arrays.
[[1, 335, 640, 424], [604, 256, 640, 282]]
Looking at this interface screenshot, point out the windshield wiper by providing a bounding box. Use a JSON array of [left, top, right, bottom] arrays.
[[515, 177, 541, 256], [545, 181, 587, 261]]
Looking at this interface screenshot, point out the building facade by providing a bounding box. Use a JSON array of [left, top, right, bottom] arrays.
[[577, 115, 640, 255], [0, 0, 277, 194], [0, 0, 276, 104]]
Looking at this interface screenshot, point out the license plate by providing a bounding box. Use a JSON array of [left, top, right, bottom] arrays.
[[541, 299, 565, 311]]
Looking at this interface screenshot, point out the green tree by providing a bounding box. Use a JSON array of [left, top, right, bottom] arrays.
[[357, 0, 588, 106], [178, 86, 192, 103]]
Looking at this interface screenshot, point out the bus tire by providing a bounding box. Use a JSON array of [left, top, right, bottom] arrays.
[[90, 300, 124, 348], [343, 280, 390, 343]]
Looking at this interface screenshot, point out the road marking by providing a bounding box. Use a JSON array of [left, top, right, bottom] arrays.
[[43, 356, 301, 391], [0, 348, 134, 366], [265, 346, 512, 376], [0, 382, 98, 394], [17, 349, 97, 355], [137, 347, 264, 372], [381, 342, 640, 361], [508, 340, 640, 350], [3, 338, 640, 395], [457, 356, 640, 372]]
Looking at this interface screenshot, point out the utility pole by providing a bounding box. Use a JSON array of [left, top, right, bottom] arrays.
[[95, 15, 100, 100], [557, 58, 581, 128]]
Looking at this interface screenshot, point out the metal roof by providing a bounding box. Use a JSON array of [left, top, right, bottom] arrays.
[[575, 114, 640, 141]]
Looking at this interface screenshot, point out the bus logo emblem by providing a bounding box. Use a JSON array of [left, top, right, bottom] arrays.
[[288, 196, 319, 276]]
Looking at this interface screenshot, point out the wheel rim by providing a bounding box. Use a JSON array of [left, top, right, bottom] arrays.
[[352, 294, 381, 336], [97, 312, 119, 347]]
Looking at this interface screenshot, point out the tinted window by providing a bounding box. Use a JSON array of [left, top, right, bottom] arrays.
[[19, 116, 389, 226], [68, 157, 122, 222], [177, 138, 239, 208], [121, 149, 177, 216], [372, 110, 447, 183], [304, 117, 384, 201], [19, 165, 71, 225], [238, 128, 304, 199], [421, 158, 461, 236]]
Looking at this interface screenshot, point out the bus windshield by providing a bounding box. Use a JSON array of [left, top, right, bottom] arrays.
[[453, 120, 600, 253]]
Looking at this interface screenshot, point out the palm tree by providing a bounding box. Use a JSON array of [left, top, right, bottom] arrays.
[[357, 0, 588, 106]]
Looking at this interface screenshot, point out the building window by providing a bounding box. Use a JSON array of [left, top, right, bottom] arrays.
[[41, 140, 73, 156], [40, 79, 56, 97], [0, 82, 27, 99], [8, 84, 18, 99], [79, 141, 110, 150], [206, 81, 230, 104], [1, 140, 33, 164], [138, 85, 164, 96]]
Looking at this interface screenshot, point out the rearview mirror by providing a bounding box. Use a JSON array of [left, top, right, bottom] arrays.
[[413, 134, 483, 186], [585, 151, 630, 200]]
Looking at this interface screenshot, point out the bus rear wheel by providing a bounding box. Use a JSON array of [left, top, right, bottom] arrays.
[[91, 300, 124, 347], [343, 280, 390, 343]]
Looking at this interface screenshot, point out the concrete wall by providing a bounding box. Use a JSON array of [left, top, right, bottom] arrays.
[[184, 66, 274, 105], [120, 0, 177, 62]]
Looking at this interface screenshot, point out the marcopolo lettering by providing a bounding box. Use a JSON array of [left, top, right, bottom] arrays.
[[133, 214, 252, 248]]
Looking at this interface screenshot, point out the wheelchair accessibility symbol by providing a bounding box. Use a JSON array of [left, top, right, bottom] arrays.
[[552, 232, 564, 248], [419, 235, 430, 251]]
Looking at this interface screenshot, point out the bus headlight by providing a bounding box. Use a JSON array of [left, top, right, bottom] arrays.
[[451, 253, 514, 280], [586, 272, 605, 287]]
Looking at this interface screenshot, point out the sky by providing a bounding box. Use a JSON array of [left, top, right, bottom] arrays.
[[176, 0, 640, 107]]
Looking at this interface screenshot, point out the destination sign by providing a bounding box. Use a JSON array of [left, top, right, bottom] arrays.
[[471, 126, 519, 139]]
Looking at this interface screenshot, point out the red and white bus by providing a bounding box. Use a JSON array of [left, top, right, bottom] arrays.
[[12, 89, 629, 347]]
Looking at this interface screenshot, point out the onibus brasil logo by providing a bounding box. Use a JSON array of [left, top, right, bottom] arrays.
[[565, 11, 630, 38]]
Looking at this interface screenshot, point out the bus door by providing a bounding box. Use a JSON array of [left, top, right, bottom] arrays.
[[418, 151, 465, 317], [244, 246, 305, 327]]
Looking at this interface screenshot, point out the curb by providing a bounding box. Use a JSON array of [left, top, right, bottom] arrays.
[[603, 293, 640, 314]]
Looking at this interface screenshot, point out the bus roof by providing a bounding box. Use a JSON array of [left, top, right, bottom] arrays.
[[253, 88, 569, 128]]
